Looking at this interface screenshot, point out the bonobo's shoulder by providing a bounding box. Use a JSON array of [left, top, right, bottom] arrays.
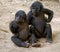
[[27, 11, 33, 17], [42, 8, 54, 14]]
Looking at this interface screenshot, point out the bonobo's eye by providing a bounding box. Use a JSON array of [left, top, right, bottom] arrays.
[[36, 7, 40, 12]]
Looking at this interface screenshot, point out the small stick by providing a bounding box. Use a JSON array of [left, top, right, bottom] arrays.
[[0, 28, 8, 33]]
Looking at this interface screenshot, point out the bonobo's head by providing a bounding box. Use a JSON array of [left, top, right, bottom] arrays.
[[15, 10, 26, 23], [30, 1, 43, 16]]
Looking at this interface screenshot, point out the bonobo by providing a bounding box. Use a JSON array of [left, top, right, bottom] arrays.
[[9, 10, 31, 47], [27, 1, 54, 43]]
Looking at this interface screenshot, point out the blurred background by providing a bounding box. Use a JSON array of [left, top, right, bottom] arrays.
[[0, 0, 60, 52]]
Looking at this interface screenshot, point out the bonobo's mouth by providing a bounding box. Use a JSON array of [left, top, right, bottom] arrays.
[[33, 13, 39, 17], [16, 20, 24, 24]]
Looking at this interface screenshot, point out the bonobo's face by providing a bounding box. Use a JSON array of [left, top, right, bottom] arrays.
[[15, 11, 26, 23], [15, 14, 24, 23], [31, 6, 40, 16], [30, 1, 43, 16]]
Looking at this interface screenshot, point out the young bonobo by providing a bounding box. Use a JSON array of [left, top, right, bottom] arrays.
[[9, 10, 31, 48], [27, 1, 54, 43]]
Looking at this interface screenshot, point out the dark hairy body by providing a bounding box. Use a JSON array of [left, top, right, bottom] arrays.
[[27, 1, 54, 43], [9, 10, 31, 47]]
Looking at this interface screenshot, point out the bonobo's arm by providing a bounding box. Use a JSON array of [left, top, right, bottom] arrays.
[[42, 8, 54, 23], [27, 11, 33, 25], [9, 21, 19, 34]]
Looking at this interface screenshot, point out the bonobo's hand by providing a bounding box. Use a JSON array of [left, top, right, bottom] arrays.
[[9, 21, 19, 34], [43, 8, 54, 23]]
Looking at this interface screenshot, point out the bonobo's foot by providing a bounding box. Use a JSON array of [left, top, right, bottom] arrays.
[[44, 24, 52, 43], [28, 34, 40, 47], [32, 43, 41, 47], [21, 42, 30, 48], [11, 36, 30, 48], [29, 34, 38, 44]]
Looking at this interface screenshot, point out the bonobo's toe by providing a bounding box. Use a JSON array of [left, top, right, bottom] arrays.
[[46, 39, 52, 43], [21, 42, 30, 48], [32, 43, 41, 47]]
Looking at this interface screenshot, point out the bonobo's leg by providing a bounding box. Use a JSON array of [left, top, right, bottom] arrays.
[[11, 36, 30, 48], [44, 24, 52, 43], [29, 25, 38, 44], [29, 25, 40, 47], [29, 34, 38, 44]]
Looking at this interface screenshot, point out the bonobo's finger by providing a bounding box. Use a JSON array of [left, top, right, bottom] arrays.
[[46, 39, 52, 43]]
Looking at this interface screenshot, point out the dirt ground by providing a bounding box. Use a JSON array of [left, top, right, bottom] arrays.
[[0, 0, 60, 52]]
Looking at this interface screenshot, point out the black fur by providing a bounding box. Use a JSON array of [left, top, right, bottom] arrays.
[[9, 10, 31, 47], [27, 1, 54, 43]]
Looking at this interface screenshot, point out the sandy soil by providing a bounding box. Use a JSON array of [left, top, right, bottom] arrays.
[[0, 0, 60, 52]]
